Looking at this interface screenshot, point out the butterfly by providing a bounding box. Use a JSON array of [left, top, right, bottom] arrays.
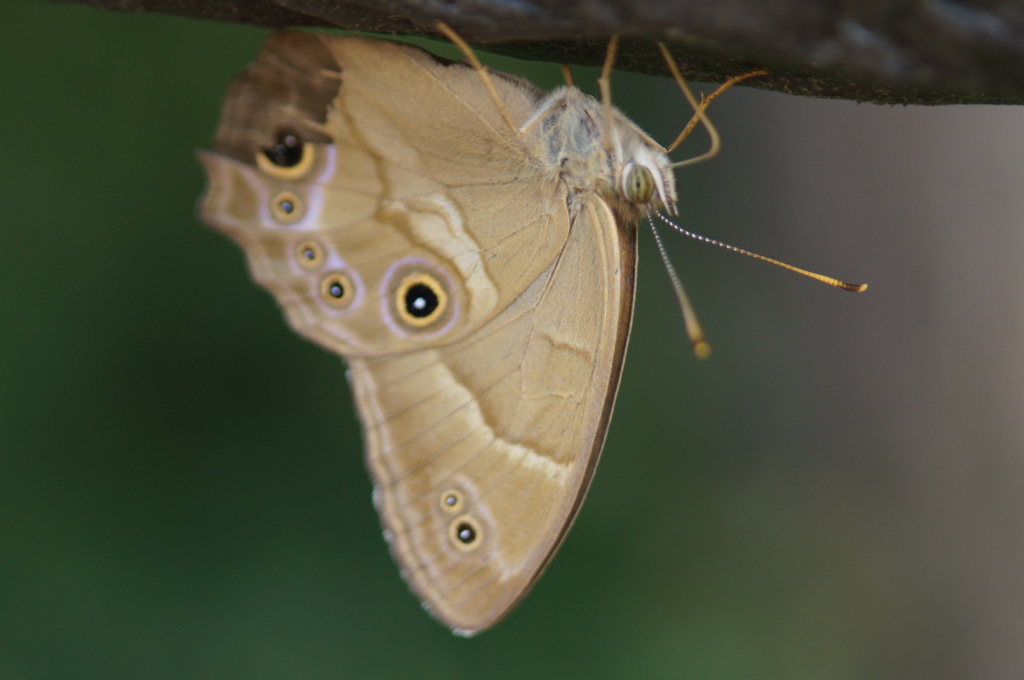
[[198, 26, 854, 635]]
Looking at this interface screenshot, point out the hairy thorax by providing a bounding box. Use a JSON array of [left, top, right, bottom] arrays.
[[523, 86, 678, 225]]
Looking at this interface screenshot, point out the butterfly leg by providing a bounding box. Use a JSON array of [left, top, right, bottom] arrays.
[[435, 22, 519, 134], [662, 53, 768, 166], [596, 35, 621, 153], [560, 63, 575, 87], [667, 70, 769, 156]]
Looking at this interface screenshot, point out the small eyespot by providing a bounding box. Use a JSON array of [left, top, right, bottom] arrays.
[[295, 241, 324, 269], [256, 129, 316, 179], [271, 191, 303, 223], [448, 515, 482, 552], [439, 490, 463, 514], [319, 272, 354, 308], [394, 272, 448, 328], [624, 164, 655, 203]]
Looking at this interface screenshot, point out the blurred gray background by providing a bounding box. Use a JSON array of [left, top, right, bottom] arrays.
[[2, 1, 1023, 678]]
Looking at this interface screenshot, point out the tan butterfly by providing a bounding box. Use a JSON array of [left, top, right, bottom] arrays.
[[198, 26, 861, 635]]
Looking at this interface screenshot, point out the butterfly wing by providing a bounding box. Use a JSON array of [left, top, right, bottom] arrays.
[[200, 33, 569, 356], [350, 196, 636, 634], [199, 32, 637, 634]]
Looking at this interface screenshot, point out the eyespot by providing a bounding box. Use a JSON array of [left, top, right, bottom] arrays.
[[381, 260, 458, 337], [439, 490, 464, 514], [448, 515, 482, 552], [295, 241, 324, 269], [319, 272, 354, 308], [624, 164, 655, 203], [271, 191, 303, 223], [393, 271, 448, 329], [256, 129, 316, 179]]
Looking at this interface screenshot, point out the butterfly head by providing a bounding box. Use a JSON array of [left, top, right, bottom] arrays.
[[606, 125, 678, 220]]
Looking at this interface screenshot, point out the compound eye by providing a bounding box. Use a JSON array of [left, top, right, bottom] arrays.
[[624, 164, 655, 204]]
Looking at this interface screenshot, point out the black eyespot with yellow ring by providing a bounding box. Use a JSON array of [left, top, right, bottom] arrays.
[[256, 129, 316, 180], [448, 515, 483, 552], [394, 271, 448, 329], [295, 241, 324, 269], [319, 272, 354, 308], [270, 190, 303, 223], [623, 164, 656, 204]]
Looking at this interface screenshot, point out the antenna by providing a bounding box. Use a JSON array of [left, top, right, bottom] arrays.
[[647, 211, 867, 359], [652, 211, 867, 292]]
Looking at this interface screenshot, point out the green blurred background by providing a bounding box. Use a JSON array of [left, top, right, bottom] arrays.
[[3, 1, 1024, 678]]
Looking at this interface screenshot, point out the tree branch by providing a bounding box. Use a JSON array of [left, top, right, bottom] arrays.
[[58, 0, 1024, 104]]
